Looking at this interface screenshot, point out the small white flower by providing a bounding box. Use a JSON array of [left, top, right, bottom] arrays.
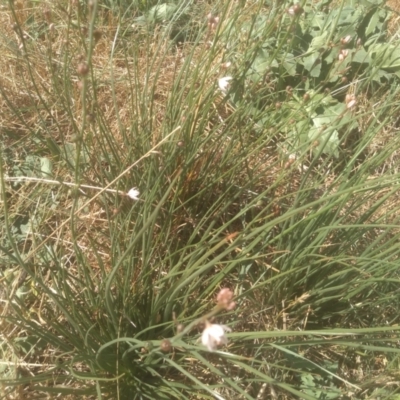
[[201, 322, 231, 351], [218, 76, 232, 95], [127, 188, 140, 200]]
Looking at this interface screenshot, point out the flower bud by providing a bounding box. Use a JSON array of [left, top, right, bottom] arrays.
[[160, 339, 172, 353], [77, 62, 89, 76], [216, 288, 236, 310], [341, 35, 352, 45]]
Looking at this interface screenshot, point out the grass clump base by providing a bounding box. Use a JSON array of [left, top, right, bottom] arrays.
[[1, 0, 400, 398]]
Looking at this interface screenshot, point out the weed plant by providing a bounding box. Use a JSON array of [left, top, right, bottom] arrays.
[[1, 0, 400, 398]]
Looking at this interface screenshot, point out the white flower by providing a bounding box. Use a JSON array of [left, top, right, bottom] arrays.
[[201, 322, 231, 351], [218, 76, 232, 95], [127, 188, 140, 200]]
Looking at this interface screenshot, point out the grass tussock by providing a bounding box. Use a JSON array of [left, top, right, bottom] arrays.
[[2, 0, 400, 398]]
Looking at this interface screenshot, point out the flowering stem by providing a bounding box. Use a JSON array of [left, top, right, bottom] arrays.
[[4, 176, 127, 196]]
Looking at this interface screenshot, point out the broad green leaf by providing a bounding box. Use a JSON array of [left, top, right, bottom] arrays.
[[371, 68, 393, 82], [353, 47, 371, 63], [303, 53, 321, 77], [248, 49, 270, 82], [283, 53, 297, 76], [309, 125, 340, 158], [63, 143, 90, 167], [370, 43, 400, 69], [147, 3, 178, 23], [308, 31, 328, 52], [40, 157, 52, 178], [324, 47, 340, 64], [366, 10, 380, 36]]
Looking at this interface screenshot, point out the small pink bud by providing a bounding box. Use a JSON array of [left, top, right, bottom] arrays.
[[207, 13, 219, 30], [341, 35, 352, 44], [216, 288, 236, 310]]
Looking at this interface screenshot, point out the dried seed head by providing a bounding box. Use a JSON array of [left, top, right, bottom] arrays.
[[275, 102, 282, 109], [93, 29, 102, 43], [284, 154, 296, 169], [273, 204, 281, 216], [86, 113, 95, 123], [77, 62, 89, 76], [221, 61, 232, 70], [43, 8, 52, 23], [207, 13, 219, 30], [287, 4, 303, 16], [341, 49, 349, 57], [207, 13, 218, 24], [88, 0, 95, 12], [293, 4, 304, 14], [160, 339, 172, 353]]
